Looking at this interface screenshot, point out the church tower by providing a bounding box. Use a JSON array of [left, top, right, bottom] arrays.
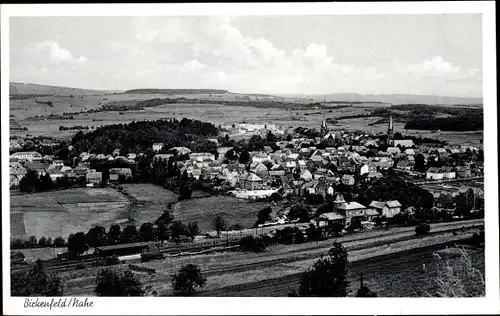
[[387, 114, 394, 146], [321, 117, 328, 136]]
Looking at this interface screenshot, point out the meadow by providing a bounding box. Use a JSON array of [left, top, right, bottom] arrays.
[[172, 196, 271, 232], [10, 188, 129, 239], [10, 92, 483, 146]]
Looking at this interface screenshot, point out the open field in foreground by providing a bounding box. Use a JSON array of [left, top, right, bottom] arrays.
[[10, 188, 129, 239]]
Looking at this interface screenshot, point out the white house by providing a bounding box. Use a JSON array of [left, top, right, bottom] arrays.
[[426, 167, 444, 180], [152, 143, 164, 152], [11, 151, 42, 162], [189, 153, 215, 162]]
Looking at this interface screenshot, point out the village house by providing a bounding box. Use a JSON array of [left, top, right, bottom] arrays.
[[109, 168, 133, 181], [86, 170, 102, 185], [426, 167, 444, 180], [10, 161, 27, 188], [242, 173, 263, 190], [252, 162, 269, 180], [456, 166, 472, 178], [152, 143, 164, 152], [153, 153, 174, 162], [366, 171, 383, 179], [25, 162, 49, 176], [300, 169, 313, 182], [440, 166, 456, 179], [396, 159, 413, 171], [336, 202, 367, 225], [317, 212, 346, 230], [189, 152, 216, 163], [435, 193, 455, 209], [393, 139, 415, 148], [217, 147, 233, 161], [341, 174, 355, 186], [369, 200, 402, 218], [11, 151, 43, 162], [73, 165, 90, 177]]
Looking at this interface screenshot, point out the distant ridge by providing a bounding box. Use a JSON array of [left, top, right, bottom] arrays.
[[124, 89, 229, 95], [283, 93, 482, 106], [9, 82, 119, 96]]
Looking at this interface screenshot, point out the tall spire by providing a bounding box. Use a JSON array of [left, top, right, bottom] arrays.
[[388, 114, 393, 134]]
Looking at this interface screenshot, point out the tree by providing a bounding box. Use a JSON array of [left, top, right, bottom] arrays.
[[86, 225, 107, 248], [157, 223, 170, 243], [239, 150, 250, 164], [186, 222, 200, 242], [224, 149, 238, 161], [415, 222, 431, 235], [179, 182, 193, 200], [288, 204, 310, 222], [212, 215, 228, 238], [11, 259, 63, 296], [38, 236, 48, 247], [139, 222, 156, 242], [95, 269, 144, 297], [170, 220, 187, 243], [297, 242, 349, 297], [107, 224, 121, 245], [28, 235, 38, 248], [255, 206, 272, 227], [121, 225, 139, 244], [53, 236, 65, 247], [414, 154, 426, 172], [155, 208, 174, 226], [239, 235, 266, 252], [315, 203, 334, 217], [356, 274, 377, 297], [68, 232, 88, 255], [171, 264, 207, 296]]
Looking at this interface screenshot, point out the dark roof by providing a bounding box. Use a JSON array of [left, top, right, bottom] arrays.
[[95, 242, 157, 252]]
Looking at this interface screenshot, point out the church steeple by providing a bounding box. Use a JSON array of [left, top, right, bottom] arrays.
[[387, 114, 394, 146]]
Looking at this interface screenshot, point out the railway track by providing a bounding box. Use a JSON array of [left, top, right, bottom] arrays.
[[12, 219, 482, 275], [62, 221, 482, 296]]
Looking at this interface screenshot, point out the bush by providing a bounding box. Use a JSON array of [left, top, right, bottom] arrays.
[[103, 255, 120, 266], [76, 263, 86, 270], [171, 264, 207, 296], [239, 235, 266, 252], [415, 222, 431, 235]]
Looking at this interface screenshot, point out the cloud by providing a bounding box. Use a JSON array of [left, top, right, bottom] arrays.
[[406, 56, 461, 77], [184, 59, 205, 71], [36, 41, 86, 64]]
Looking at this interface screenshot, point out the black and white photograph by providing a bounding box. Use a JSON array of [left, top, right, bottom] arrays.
[[1, 2, 498, 315]]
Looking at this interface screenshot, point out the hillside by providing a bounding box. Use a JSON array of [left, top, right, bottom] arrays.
[[124, 89, 229, 95], [9, 82, 117, 96], [284, 93, 483, 106]]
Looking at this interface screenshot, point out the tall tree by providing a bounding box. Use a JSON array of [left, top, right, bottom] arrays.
[[121, 225, 138, 244], [86, 225, 107, 248], [171, 264, 207, 296], [186, 222, 200, 242], [212, 215, 228, 238], [107, 224, 122, 245], [68, 232, 88, 256], [255, 207, 272, 227], [95, 269, 144, 297], [170, 220, 187, 243], [139, 222, 156, 242], [297, 242, 349, 297]]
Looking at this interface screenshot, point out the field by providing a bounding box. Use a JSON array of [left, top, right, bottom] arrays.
[[119, 183, 178, 225], [172, 196, 271, 232], [10, 188, 129, 239], [10, 92, 483, 146]]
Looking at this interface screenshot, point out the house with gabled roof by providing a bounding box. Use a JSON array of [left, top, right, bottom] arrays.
[[369, 200, 402, 218]]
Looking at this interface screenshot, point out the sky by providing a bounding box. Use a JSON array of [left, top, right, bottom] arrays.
[[9, 15, 482, 97]]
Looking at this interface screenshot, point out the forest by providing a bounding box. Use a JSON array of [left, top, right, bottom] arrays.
[[69, 118, 219, 155]]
